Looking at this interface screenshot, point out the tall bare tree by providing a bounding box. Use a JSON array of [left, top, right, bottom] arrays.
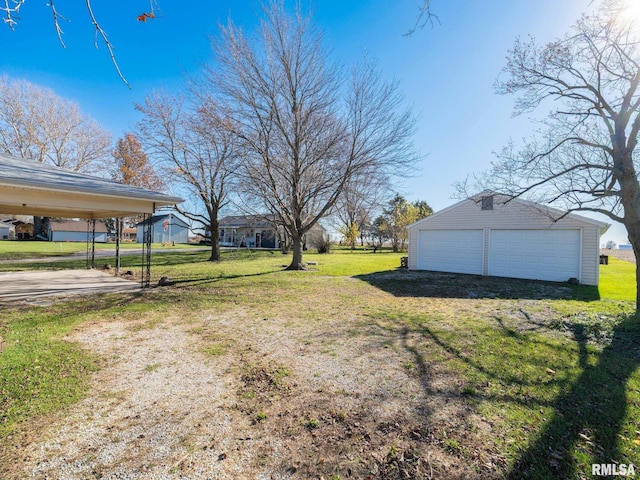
[[0, 76, 112, 172], [204, 1, 418, 269], [137, 90, 240, 262], [460, 0, 640, 308]]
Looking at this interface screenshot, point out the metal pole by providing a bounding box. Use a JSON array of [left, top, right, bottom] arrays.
[[90, 220, 96, 269], [86, 219, 90, 269], [115, 218, 121, 276], [142, 214, 152, 288]]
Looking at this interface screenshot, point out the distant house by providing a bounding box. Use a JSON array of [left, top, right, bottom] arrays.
[[48, 220, 108, 243], [219, 215, 279, 248], [136, 213, 189, 244], [122, 227, 137, 241], [13, 220, 33, 240], [218, 214, 327, 250]]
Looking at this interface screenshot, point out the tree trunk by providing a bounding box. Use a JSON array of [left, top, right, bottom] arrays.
[[286, 236, 306, 270], [627, 223, 640, 311], [208, 222, 221, 262]]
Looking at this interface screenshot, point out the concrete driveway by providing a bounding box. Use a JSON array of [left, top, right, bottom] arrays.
[[0, 269, 140, 304]]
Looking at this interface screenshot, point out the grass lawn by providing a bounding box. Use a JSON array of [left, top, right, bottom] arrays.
[[0, 240, 201, 261], [0, 248, 638, 479]]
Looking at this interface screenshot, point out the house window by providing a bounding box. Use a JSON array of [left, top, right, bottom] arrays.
[[481, 195, 494, 211]]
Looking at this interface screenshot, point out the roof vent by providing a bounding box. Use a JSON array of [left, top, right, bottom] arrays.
[[481, 195, 494, 211]]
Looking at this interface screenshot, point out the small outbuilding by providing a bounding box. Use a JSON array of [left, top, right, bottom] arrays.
[[407, 193, 610, 286], [136, 213, 189, 244], [48, 220, 108, 243]]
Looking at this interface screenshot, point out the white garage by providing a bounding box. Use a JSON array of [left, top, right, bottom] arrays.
[[407, 193, 610, 286]]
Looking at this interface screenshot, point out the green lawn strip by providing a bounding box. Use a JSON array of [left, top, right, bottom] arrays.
[[0, 240, 202, 261], [0, 303, 99, 438], [599, 257, 637, 302]]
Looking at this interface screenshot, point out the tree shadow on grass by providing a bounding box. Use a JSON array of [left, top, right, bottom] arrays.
[[355, 269, 600, 301], [362, 283, 640, 478], [505, 313, 640, 479]]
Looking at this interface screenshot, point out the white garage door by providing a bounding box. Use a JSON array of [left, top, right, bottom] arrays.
[[489, 229, 580, 282], [417, 229, 483, 275]]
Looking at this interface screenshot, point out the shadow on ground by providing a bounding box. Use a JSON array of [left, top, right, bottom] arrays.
[[355, 269, 600, 301]]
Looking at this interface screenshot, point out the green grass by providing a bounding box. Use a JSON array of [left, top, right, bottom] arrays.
[[0, 240, 200, 260], [0, 246, 638, 478], [600, 257, 637, 301], [0, 301, 99, 438]]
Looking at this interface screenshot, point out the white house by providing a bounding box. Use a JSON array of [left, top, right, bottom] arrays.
[[48, 220, 108, 243], [407, 193, 610, 286]]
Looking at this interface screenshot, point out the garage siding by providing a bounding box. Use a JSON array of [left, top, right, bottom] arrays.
[[407, 196, 606, 286]]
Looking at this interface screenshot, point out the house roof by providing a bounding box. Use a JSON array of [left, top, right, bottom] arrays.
[[49, 220, 108, 233], [219, 214, 277, 229], [0, 153, 183, 218], [407, 193, 611, 232]]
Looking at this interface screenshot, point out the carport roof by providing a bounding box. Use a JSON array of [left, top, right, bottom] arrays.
[[0, 153, 182, 218]]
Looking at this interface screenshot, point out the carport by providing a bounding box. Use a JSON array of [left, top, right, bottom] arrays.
[[0, 153, 183, 288]]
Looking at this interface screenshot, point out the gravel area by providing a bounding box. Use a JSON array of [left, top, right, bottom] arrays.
[[23, 317, 239, 480], [11, 303, 483, 479]]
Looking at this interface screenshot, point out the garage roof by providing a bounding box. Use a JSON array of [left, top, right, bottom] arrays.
[[408, 192, 610, 233], [0, 153, 182, 218]]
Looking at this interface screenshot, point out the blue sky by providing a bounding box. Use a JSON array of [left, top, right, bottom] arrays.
[[0, 0, 628, 244]]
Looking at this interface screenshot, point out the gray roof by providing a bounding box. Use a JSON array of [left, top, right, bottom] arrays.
[[0, 153, 183, 218], [0, 153, 181, 203]]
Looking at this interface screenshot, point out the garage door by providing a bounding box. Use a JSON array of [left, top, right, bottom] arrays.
[[417, 229, 483, 275], [489, 229, 580, 282]]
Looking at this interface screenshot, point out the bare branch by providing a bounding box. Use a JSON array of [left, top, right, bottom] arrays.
[[85, 0, 130, 88]]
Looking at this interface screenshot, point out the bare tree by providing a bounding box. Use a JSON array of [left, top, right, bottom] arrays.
[[460, 0, 640, 309], [407, 0, 438, 34], [137, 90, 240, 262], [204, 1, 418, 270], [0, 76, 112, 172]]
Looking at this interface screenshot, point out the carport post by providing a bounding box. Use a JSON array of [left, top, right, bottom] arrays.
[[141, 213, 152, 288], [85, 219, 96, 269], [115, 218, 121, 276]]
